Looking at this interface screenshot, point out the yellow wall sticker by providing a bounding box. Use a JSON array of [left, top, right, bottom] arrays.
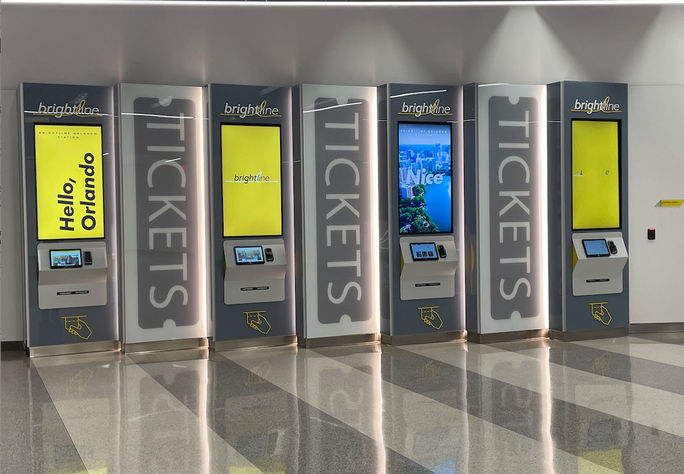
[[572, 121, 620, 230], [35, 124, 104, 240], [221, 125, 282, 237], [659, 199, 684, 207]]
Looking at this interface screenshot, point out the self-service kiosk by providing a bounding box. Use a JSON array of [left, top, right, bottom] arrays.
[[548, 81, 629, 338], [378, 84, 464, 344], [463, 83, 548, 342], [209, 84, 295, 349], [18, 83, 119, 355]]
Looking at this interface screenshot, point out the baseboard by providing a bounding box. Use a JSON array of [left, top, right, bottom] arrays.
[[124, 337, 207, 354], [1, 341, 24, 351], [28, 340, 121, 357], [629, 322, 684, 334], [300, 333, 379, 349], [468, 329, 548, 344], [549, 327, 628, 341], [381, 331, 466, 346], [212, 335, 297, 352]]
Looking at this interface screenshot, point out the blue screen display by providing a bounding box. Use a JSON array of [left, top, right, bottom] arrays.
[[234, 246, 265, 265], [410, 242, 439, 261], [398, 123, 452, 234], [582, 239, 610, 257], [50, 249, 82, 268]]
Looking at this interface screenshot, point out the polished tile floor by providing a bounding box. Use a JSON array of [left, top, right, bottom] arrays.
[[1, 334, 683, 473]]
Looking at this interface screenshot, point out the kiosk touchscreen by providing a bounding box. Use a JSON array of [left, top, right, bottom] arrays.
[[34, 124, 108, 310], [582, 239, 610, 258], [50, 250, 83, 269], [221, 124, 286, 305], [397, 122, 458, 301]]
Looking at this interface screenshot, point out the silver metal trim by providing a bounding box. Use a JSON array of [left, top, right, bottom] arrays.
[[124, 337, 207, 354], [212, 335, 297, 352], [549, 327, 627, 341], [29, 340, 121, 358], [467, 329, 548, 344], [302, 333, 378, 349], [381, 331, 465, 346], [630, 323, 684, 334]]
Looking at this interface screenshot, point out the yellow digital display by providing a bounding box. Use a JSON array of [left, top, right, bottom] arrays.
[[572, 121, 620, 230], [34, 124, 104, 240], [221, 125, 282, 237]]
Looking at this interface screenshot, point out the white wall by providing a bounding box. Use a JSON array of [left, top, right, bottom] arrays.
[[629, 85, 684, 324], [2, 2, 684, 339]]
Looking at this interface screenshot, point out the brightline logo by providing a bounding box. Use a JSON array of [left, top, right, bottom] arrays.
[[225, 171, 278, 184], [399, 99, 452, 118], [222, 99, 282, 118], [571, 96, 621, 115], [35, 99, 102, 118]]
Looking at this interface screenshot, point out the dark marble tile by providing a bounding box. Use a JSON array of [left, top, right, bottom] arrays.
[[320, 344, 684, 474], [136, 352, 430, 473], [1, 358, 86, 474]]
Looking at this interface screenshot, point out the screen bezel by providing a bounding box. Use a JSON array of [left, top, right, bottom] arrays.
[[582, 239, 610, 258], [397, 121, 454, 235], [33, 123, 106, 242], [570, 119, 622, 231], [220, 123, 284, 238], [409, 242, 439, 261], [49, 249, 83, 269], [234, 246, 265, 265]]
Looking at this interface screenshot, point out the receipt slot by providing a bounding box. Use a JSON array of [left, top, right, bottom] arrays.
[[224, 240, 286, 305], [572, 234, 627, 296], [37, 242, 107, 309], [399, 238, 458, 300]]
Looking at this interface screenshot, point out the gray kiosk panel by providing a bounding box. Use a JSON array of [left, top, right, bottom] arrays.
[[572, 232, 627, 296], [224, 238, 286, 305], [399, 236, 457, 301], [37, 241, 108, 309]]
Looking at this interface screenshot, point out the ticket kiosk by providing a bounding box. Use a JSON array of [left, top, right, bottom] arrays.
[[208, 84, 295, 349], [378, 84, 464, 344], [547, 81, 629, 339], [18, 83, 119, 355]]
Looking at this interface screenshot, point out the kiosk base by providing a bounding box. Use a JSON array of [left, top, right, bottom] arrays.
[[212, 335, 297, 352], [630, 323, 684, 334], [300, 333, 378, 349], [124, 337, 207, 354], [28, 340, 120, 358], [549, 327, 628, 342], [467, 329, 548, 344], [381, 331, 466, 346]]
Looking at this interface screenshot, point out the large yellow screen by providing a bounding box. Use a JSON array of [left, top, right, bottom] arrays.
[[35, 124, 104, 240], [572, 120, 620, 230], [221, 125, 282, 237]]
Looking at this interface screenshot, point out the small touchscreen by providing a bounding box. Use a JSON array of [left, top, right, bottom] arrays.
[[50, 249, 82, 269], [410, 243, 439, 261], [582, 239, 610, 257], [235, 246, 265, 265]]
